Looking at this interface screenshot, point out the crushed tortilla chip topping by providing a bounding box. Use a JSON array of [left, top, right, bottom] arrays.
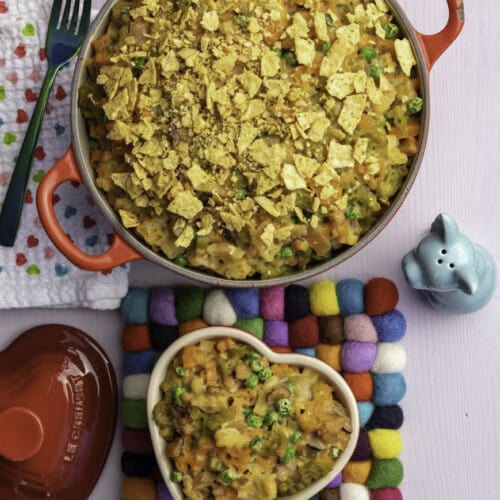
[[80, 0, 423, 280]]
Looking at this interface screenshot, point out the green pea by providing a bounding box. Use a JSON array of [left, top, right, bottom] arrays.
[[281, 50, 298, 67], [275, 398, 292, 416], [280, 446, 296, 464], [246, 351, 261, 363], [369, 63, 384, 80], [258, 367, 273, 381], [325, 13, 335, 27], [264, 410, 279, 426], [250, 358, 264, 372], [330, 446, 342, 459], [170, 470, 183, 482], [245, 373, 260, 388], [235, 187, 248, 200], [318, 41, 332, 55], [284, 380, 295, 395], [290, 429, 303, 444], [172, 386, 185, 402], [345, 204, 361, 220], [175, 366, 187, 377], [120, 6, 131, 14], [243, 406, 253, 417], [246, 414, 263, 428], [174, 254, 188, 267], [234, 13, 250, 29], [408, 97, 424, 114], [360, 46, 377, 62], [131, 57, 147, 69], [384, 22, 399, 39], [280, 245, 293, 259], [249, 437, 263, 452], [222, 468, 238, 483]]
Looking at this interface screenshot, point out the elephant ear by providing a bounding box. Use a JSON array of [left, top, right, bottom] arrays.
[[431, 213, 459, 244], [454, 267, 479, 295]]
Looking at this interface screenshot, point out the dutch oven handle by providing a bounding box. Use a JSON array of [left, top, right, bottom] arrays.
[[37, 147, 143, 271], [414, 0, 465, 71]]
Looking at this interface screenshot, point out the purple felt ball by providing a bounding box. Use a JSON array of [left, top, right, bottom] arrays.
[[352, 429, 373, 461], [264, 320, 289, 346], [344, 314, 378, 343], [157, 481, 174, 500], [149, 287, 177, 325], [326, 472, 342, 488], [371, 309, 407, 342], [260, 287, 285, 320], [341, 341, 377, 372]]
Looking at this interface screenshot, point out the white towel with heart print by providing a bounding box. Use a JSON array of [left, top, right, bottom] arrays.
[[0, 0, 130, 309]]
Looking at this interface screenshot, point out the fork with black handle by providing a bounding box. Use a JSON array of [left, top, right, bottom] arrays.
[[0, 0, 91, 247]]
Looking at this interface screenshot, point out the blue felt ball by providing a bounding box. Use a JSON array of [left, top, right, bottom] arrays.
[[372, 373, 407, 406], [226, 289, 260, 318], [358, 401, 375, 428], [371, 309, 407, 342], [293, 347, 316, 357], [337, 278, 365, 316], [284, 285, 310, 320], [366, 405, 404, 430], [123, 350, 157, 376], [121, 288, 150, 324]]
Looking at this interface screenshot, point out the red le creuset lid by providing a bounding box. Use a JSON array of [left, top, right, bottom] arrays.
[[0, 324, 118, 499]]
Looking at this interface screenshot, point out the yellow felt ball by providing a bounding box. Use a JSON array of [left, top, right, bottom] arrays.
[[368, 429, 403, 459], [342, 460, 372, 484], [309, 280, 340, 316], [316, 343, 342, 371]]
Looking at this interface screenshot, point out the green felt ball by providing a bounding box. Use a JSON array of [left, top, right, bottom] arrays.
[[365, 458, 404, 489], [234, 318, 264, 339], [122, 399, 148, 430], [175, 287, 206, 322]]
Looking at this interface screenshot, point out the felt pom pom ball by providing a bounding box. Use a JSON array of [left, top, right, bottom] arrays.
[[372, 343, 407, 373], [369, 487, 403, 500], [149, 288, 176, 325], [364, 278, 399, 316], [336, 278, 365, 316], [121, 288, 150, 324], [371, 310, 406, 342], [203, 289, 237, 325], [339, 482, 370, 500], [372, 373, 406, 406], [368, 429, 403, 459], [344, 314, 378, 343], [341, 342, 377, 372]]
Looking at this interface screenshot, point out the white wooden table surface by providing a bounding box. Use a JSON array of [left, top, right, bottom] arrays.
[[1, 1, 499, 499]]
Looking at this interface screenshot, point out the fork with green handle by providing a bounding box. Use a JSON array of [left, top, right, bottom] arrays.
[[0, 0, 91, 247]]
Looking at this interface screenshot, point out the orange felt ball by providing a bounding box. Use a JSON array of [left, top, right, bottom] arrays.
[[316, 343, 342, 371], [342, 460, 372, 484], [343, 372, 373, 401], [178, 319, 209, 336], [364, 278, 399, 316], [121, 477, 156, 500], [122, 324, 152, 352], [271, 346, 293, 353]]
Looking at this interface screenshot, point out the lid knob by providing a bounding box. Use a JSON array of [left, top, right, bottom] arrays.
[[0, 407, 44, 461]]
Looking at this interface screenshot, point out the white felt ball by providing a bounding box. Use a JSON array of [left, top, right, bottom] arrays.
[[203, 289, 237, 325], [339, 482, 370, 500], [372, 342, 407, 373], [123, 374, 151, 400]]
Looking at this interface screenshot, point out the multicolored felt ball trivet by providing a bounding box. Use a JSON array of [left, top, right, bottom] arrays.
[[119, 277, 406, 500]]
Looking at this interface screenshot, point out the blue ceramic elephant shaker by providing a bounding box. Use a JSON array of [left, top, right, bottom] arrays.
[[402, 213, 496, 313]]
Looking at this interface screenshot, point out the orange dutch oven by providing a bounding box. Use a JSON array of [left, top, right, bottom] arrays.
[[37, 0, 465, 287]]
